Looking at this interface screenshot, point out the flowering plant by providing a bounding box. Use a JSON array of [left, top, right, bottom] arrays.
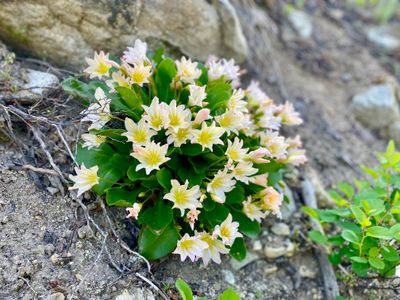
[[63, 40, 306, 264]]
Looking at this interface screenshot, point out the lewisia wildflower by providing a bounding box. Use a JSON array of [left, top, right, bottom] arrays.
[[166, 100, 192, 130], [246, 81, 272, 108], [246, 148, 270, 164], [106, 71, 131, 92], [192, 121, 225, 151], [123, 39, 149, 65], [197, 231, 229, 266], [69, 164, 99, 197], [257, 106, 282, 130], [175, 57, 202, 84], [122, 118, 156, 145], [131, 141, 170, 175], [276, 102, 303, 126], [84, 51, 116, 79], [142, 97, 168, 130], [215, 109, 244, 135], [188, 84, 207, 107], [233, 162, 258, 184], [186, 209, 201, 230], [260, 131, 289, 160], [225, 137, 248, 162], [193, 108, 211, 125], [213, 213, 242, 246], [207, 169, 236, 203], [254, 173, 269, 187], [126, 202, 143, 219], [228, 89, 247, 113], [129, 63, 152, 86], [81, 133, 106, 149], [81, 88, 112, 130], [285, 148, 307, 166], [258, 187, 283, 217], [173, 233, 208, 262], [166, 126, 193, 147], [242, 197, 265, 222], [207, 58, 240, 86], [164, 180, 202, 216]]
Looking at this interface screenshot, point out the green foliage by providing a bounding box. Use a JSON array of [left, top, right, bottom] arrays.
[[175, 279, 241, 300], [307, 141, 400, 277]]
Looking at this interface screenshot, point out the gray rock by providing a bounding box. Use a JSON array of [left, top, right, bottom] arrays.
[[221, 269, 235, 285], [366, 26, 400, 52], [264, 241, 295, 258], [271, 223, 290, 236], [298, 265, 317, 279], [49, 292, 65, 300], [115, 288, 155, 300], [230, 251, 259, 270], [287, 10, 313, 39], [0, 0, 247, 69], [280, 185, 297, 219], [388, 121, 400, 144], [77, 225, 93, 240], [352, 84, 399, 129]]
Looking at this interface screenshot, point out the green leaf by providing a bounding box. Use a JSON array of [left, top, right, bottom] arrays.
[[152, 47, 164, 65], [155, 58, 176, 102], [188, 156, 209, 175], [181, 143, 204, 156], [175, 279, 193, 300], [156, 168, 172, 190], [138, 201, 173, 231], [369, 257, 385, 270], [62, 78, 107, 103], [336, 221, 362, 234], [308, 230, 327, 245], [382, 245, 400, 261], [225, 185, 245, 205], [106, 187, 141, 207], [366, 226, 393, 240], [368, 247, 379, 258], [337, 182, 355, 199], [342, 230, 361, 244], [302, 206, 319, 220], [328, 190, 348, 207], [350, 205, 371, 227], [138, 222, 180, 260], [115, 86, 143, 110], [205, 80, 232, 111], [127, 164, 148, 181], [390, 224, 400, 240], [350, 256, 368, 264], [351, 261, 369, 277], [229, 209, 260, 238], [201, 204, 229, 228], [229, 237, 247, 261], [218, 288, 241, 300], [177, 165, 205, 187]]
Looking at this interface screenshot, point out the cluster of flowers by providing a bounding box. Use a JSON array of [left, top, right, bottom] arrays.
[[69, 39, 306, 265]]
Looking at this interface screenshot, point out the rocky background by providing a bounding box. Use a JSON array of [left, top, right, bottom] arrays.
[[1, 0, 400, 299]]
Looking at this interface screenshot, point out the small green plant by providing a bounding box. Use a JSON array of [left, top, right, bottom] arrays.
[[175, 278, 240, 300], [306, 141, 400, 277]]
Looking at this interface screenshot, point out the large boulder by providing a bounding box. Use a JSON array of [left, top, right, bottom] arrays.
[[0, 0, 248, 69]]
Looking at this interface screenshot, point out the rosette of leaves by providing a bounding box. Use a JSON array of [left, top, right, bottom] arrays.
[[306, 141, 400, 277], [63, 41, 305, 263]]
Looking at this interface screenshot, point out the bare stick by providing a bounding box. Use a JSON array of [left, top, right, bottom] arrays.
[[20, 164, 60, 176], [135, 272, 169, 300], [302, 178, 340, 300]]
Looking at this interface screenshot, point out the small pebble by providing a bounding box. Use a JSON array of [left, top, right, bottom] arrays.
[[50, 292, 65, 300], [271, 223, 290, 236]]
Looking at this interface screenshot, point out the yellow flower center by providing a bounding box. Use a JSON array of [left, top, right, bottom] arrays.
[[85, 172, 99, 186], [174, 188, 188, 205], [132, 70, 146, 84], [150, 114, 163, 129], [169, 113, 181, 127], [133, 130, 147, 143], [219, 115, 233, 128], [227, 149, 239, 160], [198, 129, 212, 145], [143, 149, 162, 165], [220, 226, 231, 239], [97, 62, 110, 75]]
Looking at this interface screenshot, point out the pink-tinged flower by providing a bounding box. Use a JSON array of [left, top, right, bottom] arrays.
[[259, 187, 283, 217], [164, 180, 202, 216], [173, 233, 209, 262], [69, 164, 99, 197], [193, 108, 211, 125], [260, 131, 289, 160], [285, 148, 307, 166], [188, 84, 207, 107], [242, 197, 266, 223], [175, 57, 202, 84], [130, 141, 170, 175], [246, 81, 273, 108], [286, 135, 303, 149], [84, 51, 117, 79], [233, 161, 258, 184], [126, 202, 143, 219], [213, 213, 242, 246], [207, 169, 236, 203], [186, 209, 201, 230], [123, 39, 149, 65], [254, 173, 269, 187], [246, 148, 270, 164], [257, 106, 282, 130], [197, 231, 229, 266], [276, 102, 303, 126]]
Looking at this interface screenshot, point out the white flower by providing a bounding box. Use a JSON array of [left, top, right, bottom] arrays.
[[242, 197, 266, 222], [81, 87, 112, 130], [207, 58, 240, 86], [260, 131, 289, 160], [221, 58, 240, 86], [142, 97, 168, 130], [84, 51, 117, 79], [285, 148, 307, 166], [192, 121, 225, 151], [69, 164, 99, 197], [123, 39, 149, 65], [175, 57, 202, 84], [106, 71, 131, 92], [166, 100, 192, 130], [246, 81, 272, 107], [166, 126, 193, 147], [186, 209, 201, 230], [246, 148, 270, 164], [193, 108, 211, 125], [164, 180, 202, 216], [188, 84, 207, 107], [228, 89, 248, 113], [215, 110, 244, 135], [122, 117, 156, 145], [233, 161, 258, 184], [126, 202, 143, 219], [258, 187, 283, 217], [173, 233, 208, 262], [213, 213, 242, 246], [257, 106, 282, 131], [207, 169, 236, 203], [197, 231, 229, 266], [276, 102, 303, 126], [130, 141, 170, 175], [225, 137, 248, 162], [207, 59, 225, 81], [81, 133, 106, 149], [129, 63, 152, 86]]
